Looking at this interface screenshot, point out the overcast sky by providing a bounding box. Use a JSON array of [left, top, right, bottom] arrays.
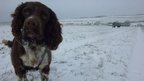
[[0, 0, 144, 22]]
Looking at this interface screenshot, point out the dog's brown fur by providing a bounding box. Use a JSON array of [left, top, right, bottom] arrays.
[[2, 2, 62, 81]]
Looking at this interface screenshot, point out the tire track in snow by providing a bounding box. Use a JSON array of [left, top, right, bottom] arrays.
[[51, 27, 137, 81], [57, 27, 136, 55], [127, 27, 144, 81]]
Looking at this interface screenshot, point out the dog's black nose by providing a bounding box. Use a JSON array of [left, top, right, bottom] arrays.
[[25, 18, 38, 27], [25, 16, 40, 27]]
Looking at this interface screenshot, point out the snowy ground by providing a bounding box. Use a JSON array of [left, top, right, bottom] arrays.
[[0, 16, 144, 81]]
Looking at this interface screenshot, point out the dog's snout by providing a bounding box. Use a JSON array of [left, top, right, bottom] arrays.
[[25, 16, 38, 27], [27, 20, 36, 27]]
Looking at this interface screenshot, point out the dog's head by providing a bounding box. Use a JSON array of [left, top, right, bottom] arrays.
[[11, 2, 62, 50]]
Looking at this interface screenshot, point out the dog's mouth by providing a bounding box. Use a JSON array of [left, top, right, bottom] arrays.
[[22, 32, 43, 45], [27, 33, 38, 41]]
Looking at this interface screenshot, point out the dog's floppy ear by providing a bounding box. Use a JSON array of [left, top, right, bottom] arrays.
[[45, 8, 63, 50], [11, 2, 27, 38]]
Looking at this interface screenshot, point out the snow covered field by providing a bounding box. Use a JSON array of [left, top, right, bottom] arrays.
[[0, 15, 144, 81]]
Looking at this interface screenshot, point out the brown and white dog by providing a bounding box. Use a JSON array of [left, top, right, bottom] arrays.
[[2, 2, 62, 81]]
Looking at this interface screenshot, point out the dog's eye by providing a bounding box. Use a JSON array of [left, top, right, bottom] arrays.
[[23, 9, 32, 17], [24, 12, 30, 17], [41, 15, 48, 20]]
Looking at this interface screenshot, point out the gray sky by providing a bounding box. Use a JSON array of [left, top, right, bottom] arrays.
[[0, 0, 144, 22]]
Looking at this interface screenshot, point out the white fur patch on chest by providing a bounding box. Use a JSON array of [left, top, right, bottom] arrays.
[[20, 44, 50, 68]]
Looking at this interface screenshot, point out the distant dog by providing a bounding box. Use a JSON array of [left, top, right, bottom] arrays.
[[2, 2, 62, 81]]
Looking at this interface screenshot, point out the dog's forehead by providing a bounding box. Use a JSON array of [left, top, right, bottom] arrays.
[[24, 2, 48, 10]]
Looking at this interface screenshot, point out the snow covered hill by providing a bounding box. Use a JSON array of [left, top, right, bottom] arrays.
[[61, 15, 144, 26], [0, 16, 144, 81]]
